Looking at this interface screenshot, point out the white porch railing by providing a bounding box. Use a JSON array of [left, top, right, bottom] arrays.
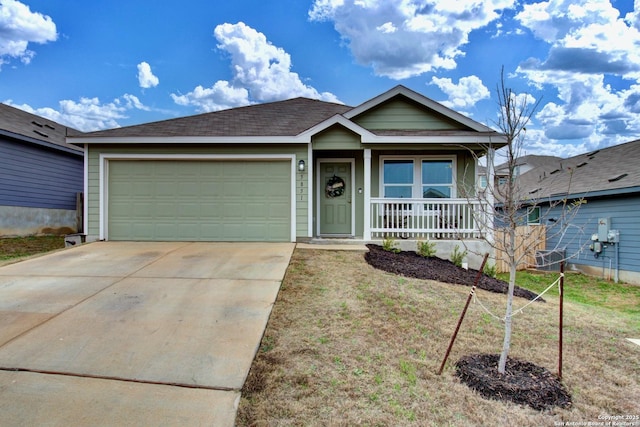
[[370, 198, 488, 240]]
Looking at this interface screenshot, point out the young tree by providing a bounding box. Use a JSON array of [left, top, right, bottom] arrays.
[[468, 69, 586, 374], [492, 68, 540, 374]]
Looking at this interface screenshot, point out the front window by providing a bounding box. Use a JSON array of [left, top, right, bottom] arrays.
[[382, 157, 454, 198], [383, 159, 413, 198], [422, 160, 452, 198]]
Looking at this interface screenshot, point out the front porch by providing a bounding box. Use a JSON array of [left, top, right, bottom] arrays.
[[367, 198, 489, 241]]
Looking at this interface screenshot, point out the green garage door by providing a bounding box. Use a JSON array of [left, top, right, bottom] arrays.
[[108, 160, 291, 241]]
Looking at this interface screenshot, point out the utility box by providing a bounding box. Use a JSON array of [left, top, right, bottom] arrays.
[[597, 218, 611, 242], [535, 250, 565, 272]]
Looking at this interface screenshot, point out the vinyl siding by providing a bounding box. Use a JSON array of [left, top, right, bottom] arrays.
[[353, 98, 465, 130], [544, 194, 640, 274], [0, 137, 83, 210], [312, 126, 361, 150]]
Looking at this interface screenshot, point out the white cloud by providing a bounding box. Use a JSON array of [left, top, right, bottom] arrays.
[[625, 0, 640, 30], [430, 75, 490, 110], [171, 22, 340, 112], [0, 0, 57, 69], [514, 0, 640, 147], [309, 0, 516, 79], [6, 95, 149, 132], [377, 22, 397, 34], [516, 0, 640, 78], [171, 81, 250, 111], [137, 62, 159, 88]]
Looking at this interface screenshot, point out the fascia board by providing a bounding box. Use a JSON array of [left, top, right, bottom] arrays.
[[2, 129, 84, 155], [67, 135, 310, 145], [361, 134, 508, 145]]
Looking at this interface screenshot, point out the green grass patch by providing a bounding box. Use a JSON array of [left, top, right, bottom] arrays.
[[0, 235, 66, 260], [499, 270, 640, 317]]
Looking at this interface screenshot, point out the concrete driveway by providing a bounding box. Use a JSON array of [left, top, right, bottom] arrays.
[[0, 241, 294, 426]]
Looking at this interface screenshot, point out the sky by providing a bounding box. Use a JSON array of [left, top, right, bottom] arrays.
[[1, 0, 639, 159]]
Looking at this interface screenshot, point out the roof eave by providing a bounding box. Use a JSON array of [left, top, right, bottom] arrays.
[[67, 135, 312, 145], [2, 129, 84, 154]]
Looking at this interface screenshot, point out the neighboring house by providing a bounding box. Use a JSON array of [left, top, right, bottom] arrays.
[[0, 103, 84, 237], [478, 154, 563, 191], [494, 154, 563, 186], [68, 86, 506, 265], [513, 139, 640, 284]]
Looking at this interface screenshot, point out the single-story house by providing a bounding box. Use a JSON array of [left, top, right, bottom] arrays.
[[513, 139, 640, 284], [0, 103, 84, 237], [68, 86, 507, 264]]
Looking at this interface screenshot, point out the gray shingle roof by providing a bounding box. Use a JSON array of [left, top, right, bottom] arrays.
[[515, 139, 640, 199], [495, 155, 564, 175], [78, 98, 353, 138], [0, 103, 83, 153]]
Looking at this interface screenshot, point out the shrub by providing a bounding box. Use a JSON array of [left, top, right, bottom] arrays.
[[451, 245, 468, 267], [483, 262, 497, 278], [417, 240, 437, 258], [382, 237, 401, 253]]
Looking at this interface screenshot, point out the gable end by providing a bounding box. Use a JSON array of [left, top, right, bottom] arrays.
[[351, 96, 469, 131]]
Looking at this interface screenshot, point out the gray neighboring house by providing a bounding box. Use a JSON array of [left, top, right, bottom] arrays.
[[515, 139, 640, 284], [478, 154, 563, 192], [0, 103, 84, 237]]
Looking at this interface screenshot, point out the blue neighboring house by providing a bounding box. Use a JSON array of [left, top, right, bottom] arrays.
[[514, 139, 640, 285], [0, 103, 84, 237]]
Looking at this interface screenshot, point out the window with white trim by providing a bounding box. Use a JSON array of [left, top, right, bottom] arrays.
[[383, 159, 414, 198], [422, 160, 453, 198], [527, 206, 541, 224], [381, 157, 455, 198]]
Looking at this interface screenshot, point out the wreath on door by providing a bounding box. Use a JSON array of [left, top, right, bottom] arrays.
[[325, 175, 345, 198]]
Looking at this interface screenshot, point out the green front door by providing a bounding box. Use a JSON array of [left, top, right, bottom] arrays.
[[319, 162, 352, 236], [107, 160, 291, 241]]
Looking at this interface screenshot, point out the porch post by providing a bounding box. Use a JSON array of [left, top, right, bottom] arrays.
[[307, 142, 313, 237], [485, 146, 496, 244], [363, 149, 372, 241]]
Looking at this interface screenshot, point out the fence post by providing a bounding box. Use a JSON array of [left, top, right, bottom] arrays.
[[437, 253, 489, 375]]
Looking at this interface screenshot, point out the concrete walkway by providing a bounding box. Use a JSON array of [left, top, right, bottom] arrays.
[[0, 241, 294, 426]]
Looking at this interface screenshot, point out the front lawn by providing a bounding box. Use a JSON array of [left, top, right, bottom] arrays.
[[237, 249, 640, 426]]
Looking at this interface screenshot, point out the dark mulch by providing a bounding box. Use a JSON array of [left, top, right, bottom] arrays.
[[456, 354, 572, 411], [364, 244, 543, 301]]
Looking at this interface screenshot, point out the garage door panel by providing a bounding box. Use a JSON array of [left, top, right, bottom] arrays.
[[108, 160, 291, 241]]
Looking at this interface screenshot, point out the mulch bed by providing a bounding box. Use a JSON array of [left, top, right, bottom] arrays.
[[455, 354, 572, 410], [364, 244, 543, 301]]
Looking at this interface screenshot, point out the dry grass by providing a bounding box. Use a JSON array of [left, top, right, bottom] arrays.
[[237, 249, 640, 427]]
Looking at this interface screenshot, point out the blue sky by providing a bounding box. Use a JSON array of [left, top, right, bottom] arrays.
[[1, 0, 639, 158]]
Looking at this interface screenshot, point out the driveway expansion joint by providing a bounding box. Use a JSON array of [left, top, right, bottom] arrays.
[[0, 366, 240, 392]]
